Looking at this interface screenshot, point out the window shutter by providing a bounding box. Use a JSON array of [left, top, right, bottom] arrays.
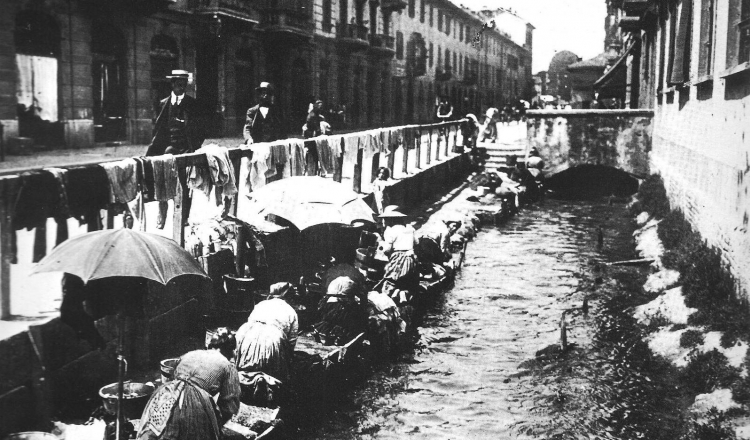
[[669, 0, 692, 85], [698, 0, 713, 76]]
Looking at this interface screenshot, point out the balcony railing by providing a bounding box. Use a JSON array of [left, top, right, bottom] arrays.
[[257, 0, 312, 15], [622, 0, 649, 13], [369, 34, 396, 52], [337, 23, 370, 49], [380, 0, 407, 12], [259, 10, 314, 35]]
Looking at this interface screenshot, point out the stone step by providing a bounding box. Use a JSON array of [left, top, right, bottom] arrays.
[[483, 149, 525, 156]]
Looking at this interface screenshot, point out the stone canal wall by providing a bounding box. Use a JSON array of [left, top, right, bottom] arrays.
[[526, 109, 653, 178], [0, 151, 472, 437]]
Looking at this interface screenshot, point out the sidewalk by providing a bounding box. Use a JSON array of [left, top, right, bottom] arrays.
[[0, 137, 247, 175]]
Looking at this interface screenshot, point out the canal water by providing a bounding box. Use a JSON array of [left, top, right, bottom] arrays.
[[294, 196, 680, 439]]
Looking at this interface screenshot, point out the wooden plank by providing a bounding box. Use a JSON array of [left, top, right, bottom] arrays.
[[353, 148, 363, 194], [425, 129, 431, 165], [401, 132, 409, 175], [0, 177, 17, 319], [333, 137, 344, 183], [415, 129, 421, 169]]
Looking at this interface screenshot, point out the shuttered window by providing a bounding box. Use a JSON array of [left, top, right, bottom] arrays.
[[726, 0, 750, 68], [668, 0, 693, 85], [697, 0, 715, 77]]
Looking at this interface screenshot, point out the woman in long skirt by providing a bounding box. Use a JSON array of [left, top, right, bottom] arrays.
[[235, 283, 299, 384], [138, 328, 240, 440]]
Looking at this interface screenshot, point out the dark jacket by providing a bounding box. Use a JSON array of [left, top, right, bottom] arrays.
[[146, 95, 205, 156], [244, 104, 283, 144]]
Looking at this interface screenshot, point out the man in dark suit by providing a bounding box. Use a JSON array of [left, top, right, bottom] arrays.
[[243, 82, 283, 144], [146, 70, 205, 228], [146, 69, 205, 156]]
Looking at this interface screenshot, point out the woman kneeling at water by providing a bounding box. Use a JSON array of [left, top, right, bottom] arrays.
[[234, 282, 299, 402], [314, 276, 368, 345], [138, 329, 240, 440], [378, 205, 420, 296]]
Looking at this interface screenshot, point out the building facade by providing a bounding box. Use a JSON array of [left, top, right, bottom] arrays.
[[604, 0, 750, 295], [0, 0, 532, 151]]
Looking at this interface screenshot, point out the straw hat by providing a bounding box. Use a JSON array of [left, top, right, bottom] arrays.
[[378, 205, 407, 218], [267, 281, 294, 299], [166, 69, 190, 79], [255, 81, 275, 93]]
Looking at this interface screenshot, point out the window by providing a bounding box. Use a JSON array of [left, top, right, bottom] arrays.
[[445, 15, 451, 35], [666, 3, 678, 83], [459, 23, 463, 42], [437, 10, 442, 32], [698, 0, 715, 77], [397, 32, 404, 59], [453, 52, 457, 73], [657, 8, 667, 92], [322, 0, 333, 32], [445, 48, 450, 71], [408, 0, 415, 18], [429, 42, 433, 67], [459, 55, 462, 74], [668, 0, 692, 85], [437, 46, 442, 69], [726, 0, 750, 69], [420, 0, 425, 22], [429, 5, 433, 27]]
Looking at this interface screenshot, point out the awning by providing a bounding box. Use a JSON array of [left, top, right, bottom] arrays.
[[593, 42, 635, 99]]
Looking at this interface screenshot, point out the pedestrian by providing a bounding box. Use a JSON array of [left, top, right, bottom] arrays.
[[244, 82, 283, 144], [372, 166, 391, 216], [302, 99, 328, 175], [137, 328, 240, 440], [146, 69, 206, 229], [481, 107, 499, 142], [436, 96, 453, 139]]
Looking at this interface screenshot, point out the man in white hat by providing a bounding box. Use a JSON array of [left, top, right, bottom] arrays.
[[147, 69, 206, 229], [243, 82, 283, 144], [146, 70, 205, 157]]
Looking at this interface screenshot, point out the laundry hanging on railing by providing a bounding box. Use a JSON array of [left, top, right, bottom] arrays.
[[101, 158, 138, 204], [66, 165, 109, 231], [148, 154, 178, 202], [343, 133, 360, 164], [288, 139, 305, 177]]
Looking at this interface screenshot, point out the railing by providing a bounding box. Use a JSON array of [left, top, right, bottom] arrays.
[[339, 23, 369, 41], [189, 0, 253, 14], [260, 10, 313, 32], [369, 34, 396, 50], [0, 120, 468, 319], [380, 0, 407, 11]]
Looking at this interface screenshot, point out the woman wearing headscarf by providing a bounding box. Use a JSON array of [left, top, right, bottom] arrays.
[[377, 205, 420, 296], [138, 328, 240, 440], [313, 276, 368, 346], [235, 282, 299, 385]]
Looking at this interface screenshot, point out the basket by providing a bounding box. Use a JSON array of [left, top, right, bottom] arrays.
[[99, 382, 155, 420], [160, 358, 180, 383]]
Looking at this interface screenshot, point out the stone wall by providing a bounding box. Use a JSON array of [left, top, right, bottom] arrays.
[[526, 109, 654, 177]]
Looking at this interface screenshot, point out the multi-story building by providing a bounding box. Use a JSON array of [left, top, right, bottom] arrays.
[[601, 0, 750, 293], [0, 0, 532, 150]]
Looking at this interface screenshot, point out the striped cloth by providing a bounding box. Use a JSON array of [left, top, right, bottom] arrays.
[[383, 250, 418, 283]]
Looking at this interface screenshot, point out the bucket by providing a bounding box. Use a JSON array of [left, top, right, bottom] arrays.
[[222, 275, 258, 310], [160, 358, 180, 383], [99, 382, 155, 419], [3, 433, 57, 440]]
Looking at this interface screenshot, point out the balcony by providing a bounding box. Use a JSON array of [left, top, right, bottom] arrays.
[[369, 34, 396, 56], [622, 0, 649, 13], [618, 15, 642, 31], [189, 0, 256, 22], [337, 23, 370, 50], [258, 10, 314, 39], [435, 67, 452, 81], [83, 0, 175, 15], [380, 0, 407, 12]]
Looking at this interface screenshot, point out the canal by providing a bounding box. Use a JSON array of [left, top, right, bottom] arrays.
[[291, 193, 683, 439]]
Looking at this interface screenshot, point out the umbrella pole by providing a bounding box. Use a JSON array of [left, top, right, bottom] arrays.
[[116, 314, 125, 440]]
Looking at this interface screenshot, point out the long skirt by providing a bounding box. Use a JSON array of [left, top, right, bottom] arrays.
[[235, 322, 289, 382], [138, 380, 220, 440], [383, 251, 419, 291]]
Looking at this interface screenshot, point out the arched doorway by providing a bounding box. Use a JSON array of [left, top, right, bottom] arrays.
[[15, 10, 63, 146], [92, 22, 128, 142], [290, 58, 309, 131], [150, 34, 179, 116], [235, 45, 254, 132]]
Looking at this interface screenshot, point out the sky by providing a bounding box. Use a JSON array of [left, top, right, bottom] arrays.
[[459, 0, 607, 73]]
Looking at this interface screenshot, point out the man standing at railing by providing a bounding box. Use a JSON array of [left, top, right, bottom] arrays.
[[436, 96, 453, 139], [244, 82, 283, 145], [146, 70, 206, 229]]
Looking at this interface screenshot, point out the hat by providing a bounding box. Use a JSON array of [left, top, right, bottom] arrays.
[[255, 82, 274, 92], [378, 205, 407, 218], [166, 69, 190, 79], [442, 216, 463, 226], [267, 282, 294, 299]]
